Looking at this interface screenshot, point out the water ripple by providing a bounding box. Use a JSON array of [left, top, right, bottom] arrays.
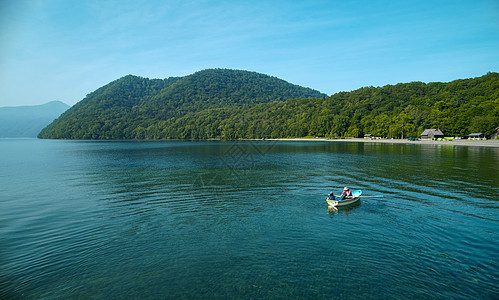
[[1, 140, 497, 299]]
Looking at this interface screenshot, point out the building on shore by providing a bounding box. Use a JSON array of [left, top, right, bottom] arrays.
[[421, 129, 444, 140], [468, 133, 487, 140], [491, 127, 499, 140], [363, 134, 381, 139]]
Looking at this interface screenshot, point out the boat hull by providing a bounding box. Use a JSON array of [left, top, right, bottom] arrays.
[[326, 190, 362, 207]]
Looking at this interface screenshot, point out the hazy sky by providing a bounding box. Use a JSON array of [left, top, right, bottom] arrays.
[[1, 0, 498, 107]]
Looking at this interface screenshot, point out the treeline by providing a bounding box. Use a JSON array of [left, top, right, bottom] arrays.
[[39, 70, 498, 140]]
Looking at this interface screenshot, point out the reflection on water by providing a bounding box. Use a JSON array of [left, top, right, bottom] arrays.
[[0, 139, 497, 299]]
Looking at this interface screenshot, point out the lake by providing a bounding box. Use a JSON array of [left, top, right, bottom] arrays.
[[1, 139, 497, 299]]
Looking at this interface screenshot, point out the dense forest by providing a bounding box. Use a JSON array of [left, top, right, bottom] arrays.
[[39, 70, 498, 140]]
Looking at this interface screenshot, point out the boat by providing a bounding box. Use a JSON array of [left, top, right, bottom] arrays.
[[326, 190, 362, 208]]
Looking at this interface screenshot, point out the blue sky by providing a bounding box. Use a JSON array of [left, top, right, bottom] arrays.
[[0, 0, 498, 107]]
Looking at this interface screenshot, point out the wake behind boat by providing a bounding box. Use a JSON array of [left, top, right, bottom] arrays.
[[326, 190, 362, 208]]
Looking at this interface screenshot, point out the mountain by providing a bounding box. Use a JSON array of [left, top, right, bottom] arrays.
[[168, 72, 495, 139], [172, 72, 495, 139], [38, 70, 498, 140], [0, 101, 70, 138], [38, 69, 326, 139]]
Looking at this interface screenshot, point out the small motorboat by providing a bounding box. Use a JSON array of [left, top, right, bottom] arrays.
[[326, 190, 362, 208]]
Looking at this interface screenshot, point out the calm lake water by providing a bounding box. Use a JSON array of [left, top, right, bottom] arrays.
[[1, 139, 497, 299]]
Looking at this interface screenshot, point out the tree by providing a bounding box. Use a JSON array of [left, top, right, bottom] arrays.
[[469, 116, 499, 136]]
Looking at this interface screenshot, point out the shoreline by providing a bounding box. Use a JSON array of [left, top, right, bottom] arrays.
[[5, 137, 498, 148], [267, 137, 499, 148]]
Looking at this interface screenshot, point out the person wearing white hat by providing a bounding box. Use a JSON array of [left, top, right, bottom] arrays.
[[339, 187, 353, 200]]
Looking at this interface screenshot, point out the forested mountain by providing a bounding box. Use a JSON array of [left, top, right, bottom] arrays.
[[38, 69, 325, 139], [39, 70, 498, 140], [0, 101, 69, 138]]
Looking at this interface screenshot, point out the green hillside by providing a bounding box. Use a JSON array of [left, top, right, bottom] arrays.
[[39, 70, 498, 140], [38, 69, 325, 139], [144, 72, 498, 140]]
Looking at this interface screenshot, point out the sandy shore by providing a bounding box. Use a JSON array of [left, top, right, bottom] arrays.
[[268, 138, 499, 148]]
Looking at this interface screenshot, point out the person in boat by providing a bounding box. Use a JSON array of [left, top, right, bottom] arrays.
[[339, 187, 353, 200]]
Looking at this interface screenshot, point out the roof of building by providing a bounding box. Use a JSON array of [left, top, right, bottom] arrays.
[[468, 133, 484, 137], [421, 129, 444, 136]]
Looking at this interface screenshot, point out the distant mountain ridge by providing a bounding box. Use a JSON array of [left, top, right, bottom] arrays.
[[0, 101, 69, 138]]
